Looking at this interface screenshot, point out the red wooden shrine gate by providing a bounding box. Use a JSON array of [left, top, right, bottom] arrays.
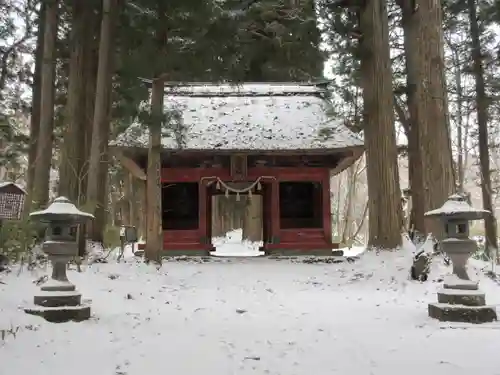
[[160, 164, 334, 254]]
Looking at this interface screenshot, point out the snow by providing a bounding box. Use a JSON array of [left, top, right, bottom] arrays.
[[24, 304, 90, 312], [430, 303, 495, 311], [340, 245, 365, 257], [34, 290, 81, 297], [1, 248, 499, 375], [211, 229, 265, 257], [123, 229, 366, 258], [444, 275, 480, 290], [30, 196, 94, 222], [437, 288, 484, 296], [425, 194, 488, 219], [41, 279, 75, 290], [113, 82, 363, 151]]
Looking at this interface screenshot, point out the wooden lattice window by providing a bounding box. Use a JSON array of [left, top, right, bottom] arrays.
[[0, 192, 24, 220], [230, 154, 248, 180]]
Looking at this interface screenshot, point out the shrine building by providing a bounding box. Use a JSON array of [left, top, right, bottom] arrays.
[[112, 82, 364, 256]]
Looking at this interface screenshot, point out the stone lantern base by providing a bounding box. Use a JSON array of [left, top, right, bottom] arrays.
[[428, 277, 497, 324], [24, 279, 91, 323], [24, 304, 91, 323]]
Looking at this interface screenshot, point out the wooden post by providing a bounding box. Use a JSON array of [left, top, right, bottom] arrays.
[[118, 226, 125, 262], [270, 180, 280, 243], [322, 172, 333, 245], [145, 77, 164, 263], [198, 182, 208, 244]]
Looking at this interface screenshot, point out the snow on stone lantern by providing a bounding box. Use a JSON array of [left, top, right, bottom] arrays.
[[424, 194, 497, 323], [24, 197, 94, 323]]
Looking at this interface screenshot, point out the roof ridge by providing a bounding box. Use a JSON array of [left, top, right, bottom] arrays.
[[138, 78, 328, 97]]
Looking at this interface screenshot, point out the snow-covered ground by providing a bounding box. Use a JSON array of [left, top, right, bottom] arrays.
[[211, 229, 265, 256], [0, 249, 499, 375], [210, 228, 366, 257]]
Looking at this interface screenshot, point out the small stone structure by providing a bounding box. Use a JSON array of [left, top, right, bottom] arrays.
[[425, 194, 497, 323], [24, 197, 94, 323]]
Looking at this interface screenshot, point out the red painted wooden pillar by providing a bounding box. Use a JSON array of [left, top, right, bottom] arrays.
[[206, 188, 212, 241], [322, 172, 332, 244], [198, 182, 208, 243], [270, 179, 280, 242]]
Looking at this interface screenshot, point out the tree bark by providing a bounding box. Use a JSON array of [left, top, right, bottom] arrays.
[[467, 0, 498, 258], [397, 0, 456, 239], [135, 178, 147, 240], [86, 0, 118, 243], [359, 0, 402, 249], [25, 2, 46, 213], [123, 171, 133, 226], [32, 0, 58, 209], [58, 0, 89, 202], [145, 77, 164, 263]]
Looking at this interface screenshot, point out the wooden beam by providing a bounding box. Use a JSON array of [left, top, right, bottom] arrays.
[[112, 148, 147, 180], [329, 148, 364, 177]]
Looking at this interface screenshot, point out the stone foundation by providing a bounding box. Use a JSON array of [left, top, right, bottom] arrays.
[[437, 288, 485, 306], [428, 276, 497, 324], [25, 305, 91, 323], [428, 303, 497, 324], [162, 249, 212, 257], [264, 248, 343, 256], [34, 291, 82, 307]]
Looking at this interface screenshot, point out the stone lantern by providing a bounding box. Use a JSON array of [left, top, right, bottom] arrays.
[[425, 194, 497, 323], [24, 197, 94, 323]]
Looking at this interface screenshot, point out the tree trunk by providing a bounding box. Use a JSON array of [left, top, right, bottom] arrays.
[[59, 0, 89, 202], [32, 0, 58, 209], [341, 163, 359, 243], [123, 172, 133, 226], [451, 47, 466, 192], [359, 0, 402, 249], [128, 172, 136, 228], [135, 178, 147, 239], [25, 2, 46, 213], [397, 0, 456, 239], [145, 77, 164, 263], [468, 0, 498, 258], [131, 176, 144, 236], [82, 11, 99, 193], [86, 0, 118, 243]]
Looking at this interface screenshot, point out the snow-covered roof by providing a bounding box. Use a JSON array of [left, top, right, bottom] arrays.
[[112, 82, 364, 152], [0, 181, 26, 194], [425, 194, 488, 220], [30, 196, 94, 223]]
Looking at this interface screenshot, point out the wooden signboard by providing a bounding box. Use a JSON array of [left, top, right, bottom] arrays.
[[230, 154, 247, 181]]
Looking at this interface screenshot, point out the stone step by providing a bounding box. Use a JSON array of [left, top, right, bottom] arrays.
[[34, 291, 82, 308], [437, 288, 486, 306], [443, 278, 479, 290], [25, 304, 91, 323], [428, 303, 497, 324]]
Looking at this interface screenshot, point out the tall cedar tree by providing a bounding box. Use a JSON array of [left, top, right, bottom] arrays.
[[59, 0, 98, 203], [32, 0, 58, 209], [114, 0, 324, 127], [86, 0, 120, 243], [25, 2, 45, 213], [358, 0, 402, 248], [145, 0, 168, 264], [467, 0, 498, 257], [396, 0, 456, 237]]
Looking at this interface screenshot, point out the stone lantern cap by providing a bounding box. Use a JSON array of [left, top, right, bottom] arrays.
[[29, 196, 94, 224], [424, 194, 488, 221]]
